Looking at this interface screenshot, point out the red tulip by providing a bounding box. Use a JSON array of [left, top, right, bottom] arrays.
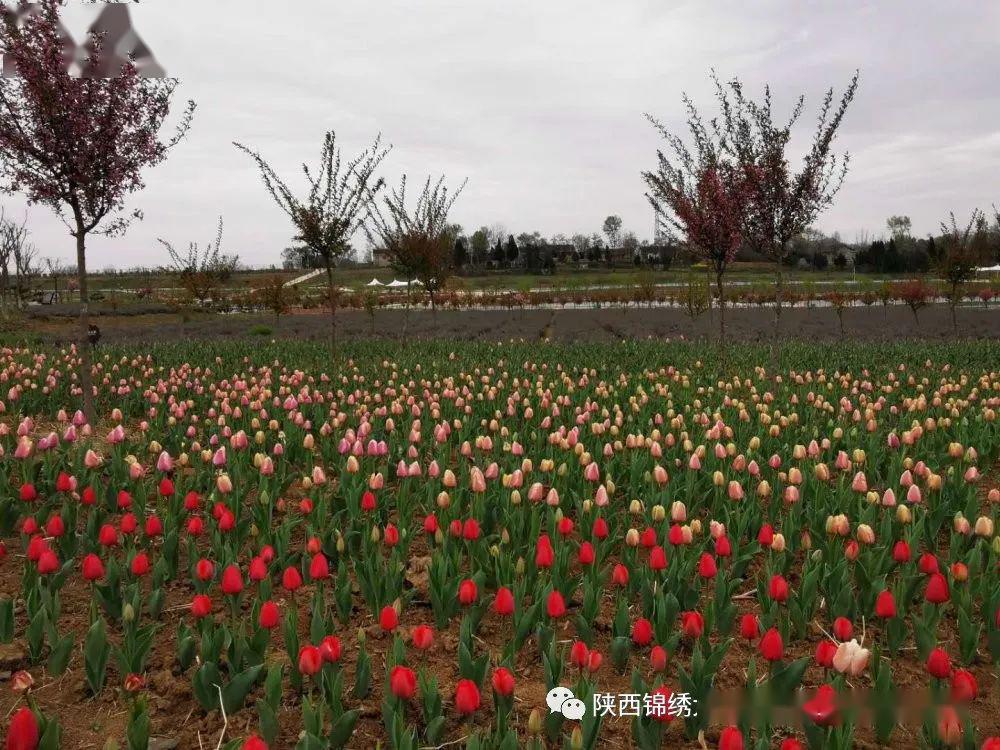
[[309, 553, 329, 581], [98, 524, 119, 547], [184, 491, 200, 511], [925, 573, 950, 604], [195, 558, 215, 582], [649, 545, 667, 570], [680, 611, 704, 639], [361, 491, 377, 512], [81, 486, 97, 505], [875, 590, 896, 619], [423, 514, 438, 534], [319, 636, 341, 663], [493, 587, 515, 616], [144, 515, 163, 537], [221, 565, 243, 595], [570, 640, 589, 669], [82, 553, 105, 581], [44, 515, 64, 538], [757, 524, 774, 547], [832, 617, 852, 641], [191, 594, 212, 619], [919, 552, 939, 575], [586, 650, 603, 673], [6, 706, 39, 750], [379, 523, 397, 546], [592, 517, 609, 539], [130, 553, 150, 577], [411, 624, 434, 649], [926, 648, 951, 679], [739, 614, 759, 641], [802, 684, 838, 727], [18, 484, 37, 502], [981, 737, 1000, 750], [718, 726, 744, 750], [950, 669, 978, 702], [557, 517, 573, 536], [612, 563, 629, 587], [642, 527, 657, 547], [715, 535, 732, 557], [891, 540, 910, 563], [258, 601, 280, 629], [578, 541, 595, 565], [56, 472, 73, 492], [546, 590, 566, 618], [458, 579, 478, 605], [697, 552, 717, 579], [36, 549, 59, 575], [282, 566, 303, 593], [768, 574, 789, 603], [938, 706, 962, 746], [462, 519, 480, 540], [158, 478, 174, 497], [298, 645, 322, 676], [632, 617, 653, 646], [759, 628, 783, 662], [379, 605, 398, 631], [249, 556, 268, 582], [650, 645, 668, 672], [454, 679, 480, 714], [389, 665, 417, 700], [535, 536, 554, 567], [491, 667, 515, 696], [815, 640, 837, 668], [242, 736, 268, 750], [779, 740, 804, 750], [117, 490, 132, 509]]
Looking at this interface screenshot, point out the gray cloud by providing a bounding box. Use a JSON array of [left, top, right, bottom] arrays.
[[6, 0, 1000, 268]]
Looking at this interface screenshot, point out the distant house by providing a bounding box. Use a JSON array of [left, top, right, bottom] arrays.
[[547, 244, 577, 264], [372, 247, 392, 267]]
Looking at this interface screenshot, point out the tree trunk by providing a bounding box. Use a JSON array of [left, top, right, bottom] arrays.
[[75, 225, 97, 425], [715, 269, 726, 345], [324, 261, 336, 355]]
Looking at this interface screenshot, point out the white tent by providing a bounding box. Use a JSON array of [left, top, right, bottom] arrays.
[[976, 265, 1000, 273], [366, 278, 385, 287], [386, 279, 423, 288]]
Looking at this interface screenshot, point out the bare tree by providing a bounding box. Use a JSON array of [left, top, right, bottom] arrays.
[[12, 231, 37, 307], [159, 217, 239, 305], [0, 208, 28, 316], [367, 175, 466, 320], [935, 210, 990, 332], [234, 131, 390, 352]]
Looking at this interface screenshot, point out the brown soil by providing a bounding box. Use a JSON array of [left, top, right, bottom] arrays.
[[18, 303, 1000, 346]]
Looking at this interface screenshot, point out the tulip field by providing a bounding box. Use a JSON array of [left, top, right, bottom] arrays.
[[0, 338, 997, 750]]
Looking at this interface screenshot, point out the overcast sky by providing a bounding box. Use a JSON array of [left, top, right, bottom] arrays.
[[6, 0, 1000, 269]]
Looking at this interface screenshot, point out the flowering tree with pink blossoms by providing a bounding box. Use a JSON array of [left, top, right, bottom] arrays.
[[643, 103, 748, 345], [0, 0, 194, 422]]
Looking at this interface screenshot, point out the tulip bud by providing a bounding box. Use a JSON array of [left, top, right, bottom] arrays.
[[770, 533, 786, 552], [122, 603, 135, 623], [629, 499, 643, 515], [651, 504, 665, 523], [528, 709, 543, 734], [570, 728, 583, 750], [625, 528, 640, 547], [896, 505, 912, 524], [974, 516, 994, 537]]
